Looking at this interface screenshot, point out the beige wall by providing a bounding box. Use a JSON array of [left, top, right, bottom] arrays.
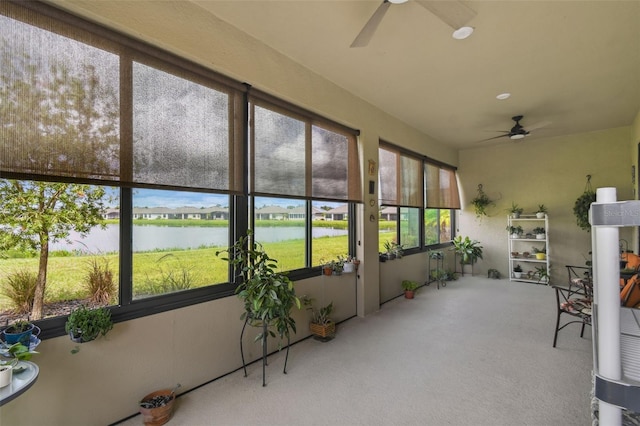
[[457, 126, 634, 282]]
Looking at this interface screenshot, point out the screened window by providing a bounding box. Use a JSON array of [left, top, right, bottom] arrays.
[[379, 142, 459, 251], [249, 94, 360, 268]]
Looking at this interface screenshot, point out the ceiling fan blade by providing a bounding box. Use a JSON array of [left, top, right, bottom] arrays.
[[415, 1, 477, 30], [350, 1, 391, 48], [526, 120, 552, 132], [478, 134, 510, 142]]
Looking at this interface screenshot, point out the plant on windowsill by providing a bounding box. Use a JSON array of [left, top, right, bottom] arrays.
[[401, 280, 419, 299], [216, 231, 301, 346], [302, 296, 335, 341], [1, 319, 40, 349], [65, 305, 113, 352]]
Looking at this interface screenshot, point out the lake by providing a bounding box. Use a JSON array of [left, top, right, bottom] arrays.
[[49, 225, 347, 253]]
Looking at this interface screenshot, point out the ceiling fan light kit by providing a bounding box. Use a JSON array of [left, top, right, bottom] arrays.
[[452, 26, 474, 40], [351, 0, 476, 48]]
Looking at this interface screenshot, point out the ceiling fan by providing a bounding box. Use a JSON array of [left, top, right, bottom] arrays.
[[482, 115, 552, 142], [350, 0, 477, 48]]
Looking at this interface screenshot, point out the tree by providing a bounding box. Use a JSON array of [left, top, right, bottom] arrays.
[[0, 180, 108, 319]]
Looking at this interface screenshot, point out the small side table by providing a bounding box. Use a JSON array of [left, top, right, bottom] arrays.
[[0, 361, 39, 406]]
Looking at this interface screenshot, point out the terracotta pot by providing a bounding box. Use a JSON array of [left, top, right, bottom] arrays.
[[323, 266, 332, 276], [404, 290, 415, 299], [139, 389, 176, 426]]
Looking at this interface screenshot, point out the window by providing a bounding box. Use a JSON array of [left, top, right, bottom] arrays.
[[249, 93, 360, 269], [0, 2, 360, 338], [378, 142, 460, 251]]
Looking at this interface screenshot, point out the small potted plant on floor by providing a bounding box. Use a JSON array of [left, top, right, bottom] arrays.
[[302, 296, 335, 341], [513, 264, 523, 279], [65, 305, 113, 345], [139, 383, 181, 426], [401, 280, 419, 299], [532, 227, 546, 239], [536, 204, 548, 218]]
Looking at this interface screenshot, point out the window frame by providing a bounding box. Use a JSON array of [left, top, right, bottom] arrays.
[[0, 1, 360, 340]]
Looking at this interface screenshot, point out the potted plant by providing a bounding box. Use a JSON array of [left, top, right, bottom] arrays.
[[535, 266, 549, 284], [216, 231, 301, 345], [513, 264, 523, 279], [508, 202, 524, 218], [506, 225, 523, 238], [332, 257, 345, 275], [139, 383, 181, 426], [536, 204, 548, 218], [383, 241, 396, 260], [1, 320, 39, 348], [0, 342, 38, 387], [574, 176, 595, 232], [451, 236, 483, 276], [401, 280, 419, 299], [65, 305, 113, 344], [532, 227, 546, 239], [532, 246, 546, 260], [302, 296, 335, 341], [470, 184, 494, 219]]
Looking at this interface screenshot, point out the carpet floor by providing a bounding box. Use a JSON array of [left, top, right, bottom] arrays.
[[117, 276, 595, 426]]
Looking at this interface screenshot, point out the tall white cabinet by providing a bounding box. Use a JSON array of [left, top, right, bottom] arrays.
[[507, 214, 549, 284]]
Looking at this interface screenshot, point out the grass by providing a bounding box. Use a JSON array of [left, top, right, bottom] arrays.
[[0, 234, 354, 310]]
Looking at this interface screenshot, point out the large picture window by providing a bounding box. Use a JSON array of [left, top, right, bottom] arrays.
[[379, 142, 459, 251], [0, 1, 360, 338]]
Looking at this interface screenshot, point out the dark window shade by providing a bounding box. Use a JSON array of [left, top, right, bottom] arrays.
[[379, 144, 422, 207], [425, 162, 461, 209], [249, 97, 361, 202], [0, 7, 121, 182], [1, 2, 245, 195], [132, 61, 241, 192]]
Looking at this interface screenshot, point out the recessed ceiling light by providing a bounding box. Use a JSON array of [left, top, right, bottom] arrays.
[[496, 93, 511, 100], [452, 26, 474, 40]]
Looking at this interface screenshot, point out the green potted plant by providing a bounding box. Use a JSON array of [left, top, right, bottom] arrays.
[[383, 240, 396, 260], [508, 202, 524, 218], [513, 264, 523, 279], [65, 305, 113, 344], [574, 177, 595, 232], [401, 280, 419, 299], [506, 225, 523, 238], [535, 266, 549, 284], [1, 320, 39, 348], [532, 246, 547, 260], [470, 184, 494, 219], [532, 227, 546, 239], [332, 256, 345, 275], [536, 204, 548, 218], [302, 296, 335, 341], [451, 236, 483, 276], [0, 341, 39, 386], [216, 231, 301, 345]]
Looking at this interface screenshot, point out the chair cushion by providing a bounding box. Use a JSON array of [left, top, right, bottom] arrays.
[[561, 298, 592, 315]]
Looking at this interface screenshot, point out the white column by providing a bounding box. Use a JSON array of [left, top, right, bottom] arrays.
[[594, 187, 622, 426]]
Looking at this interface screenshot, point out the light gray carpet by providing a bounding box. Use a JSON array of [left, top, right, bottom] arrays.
[[117, 276, 594, 426]]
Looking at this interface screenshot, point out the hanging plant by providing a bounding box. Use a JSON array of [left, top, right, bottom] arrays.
[[470, 184, 494, 219], [573, 175, 596, 232]]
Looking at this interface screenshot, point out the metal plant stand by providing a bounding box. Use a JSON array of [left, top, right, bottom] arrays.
[[240, 315, 290, 387], [426, 250, 446, 289]]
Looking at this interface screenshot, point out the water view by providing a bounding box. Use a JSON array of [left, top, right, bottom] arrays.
[[49, 225, 348, 253]]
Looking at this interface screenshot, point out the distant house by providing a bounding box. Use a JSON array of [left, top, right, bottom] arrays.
[[325, 204, 348, 221], [380, 206, 397, 221], [255, 205, 289, 220], [102, 208, 120, 219]]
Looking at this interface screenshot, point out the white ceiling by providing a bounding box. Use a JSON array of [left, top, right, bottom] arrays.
[[189, 0, 640, 150]]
